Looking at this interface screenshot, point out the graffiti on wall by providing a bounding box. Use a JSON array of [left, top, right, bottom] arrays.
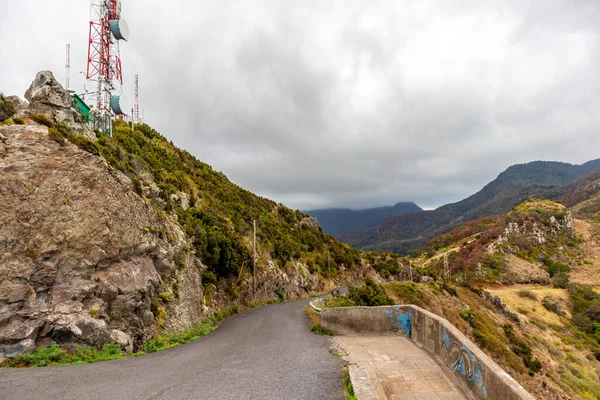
[[386, 306, 411, 337], [442, 326, 488, 398]]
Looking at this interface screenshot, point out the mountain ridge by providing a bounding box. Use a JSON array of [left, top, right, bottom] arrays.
[[340, 159, 600, 254], [305, 201, 422, 236]]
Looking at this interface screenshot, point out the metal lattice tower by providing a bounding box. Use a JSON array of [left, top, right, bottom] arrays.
[[133, 74, 139, 123], [85, 0, 129, 130]]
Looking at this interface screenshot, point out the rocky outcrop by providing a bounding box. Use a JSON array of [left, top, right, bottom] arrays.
[[0, 123, 192, 357], [16, 71, 95, 140]]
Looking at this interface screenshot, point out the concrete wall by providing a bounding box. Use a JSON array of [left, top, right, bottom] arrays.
[[321, 305, 535, 400]]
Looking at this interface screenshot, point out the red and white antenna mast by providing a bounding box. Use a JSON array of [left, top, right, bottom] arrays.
[[133, 74, 139, 123], [65, 44, 71, 90], [85, 0, 129, 131]]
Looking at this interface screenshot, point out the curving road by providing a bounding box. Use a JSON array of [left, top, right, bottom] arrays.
[[0, 299, 344, 400]]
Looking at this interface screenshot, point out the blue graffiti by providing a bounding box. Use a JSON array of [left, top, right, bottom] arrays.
[[386, 308, 411, 337], [442, 324, 452, 348], [442, 326, 487, 398], [397, 312, 411, 337]]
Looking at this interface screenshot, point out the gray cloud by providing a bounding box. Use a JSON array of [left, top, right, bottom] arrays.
[[2, 0, 600, 210]]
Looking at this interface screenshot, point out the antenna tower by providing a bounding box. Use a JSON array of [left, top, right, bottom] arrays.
[[86, 0, 130, 132], [133, 74, 139, 123], [65, 44, 71, 90]]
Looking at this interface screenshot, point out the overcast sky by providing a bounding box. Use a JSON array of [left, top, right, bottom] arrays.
[[2, 1, 600, 210]]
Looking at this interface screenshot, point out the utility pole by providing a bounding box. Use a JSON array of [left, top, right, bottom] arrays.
[[327, 250, 330, 289], [253, 220, 256, 302]]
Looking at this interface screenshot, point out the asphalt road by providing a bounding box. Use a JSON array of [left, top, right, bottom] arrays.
[[0, 299, 344, 400]]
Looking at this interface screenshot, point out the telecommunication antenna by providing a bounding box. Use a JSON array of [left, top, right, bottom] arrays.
[[65, 44, 71, 90], [86, 0, 130, 132], [133, 74, 139, 123]]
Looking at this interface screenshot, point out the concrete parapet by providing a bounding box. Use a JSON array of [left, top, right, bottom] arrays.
[[320, 305, 535, 400]]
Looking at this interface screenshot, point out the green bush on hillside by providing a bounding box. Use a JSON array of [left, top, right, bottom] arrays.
[[90, 120, 362, 282], [30, 113, 53, 127], [0, 94, 15, 121], [347, 277, 393, 306]]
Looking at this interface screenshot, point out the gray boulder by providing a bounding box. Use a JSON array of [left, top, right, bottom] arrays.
[[4, 338, 36, 359], [19, 70, 96, 140], [24, 71, 72, 108]]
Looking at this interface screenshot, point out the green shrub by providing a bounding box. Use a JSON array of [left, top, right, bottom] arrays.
[[344, 368, 357, 400], [158, 292, 173, 303], [553, 273, 570, 289], [542, 297, 561, 315], [310, 324, 333, 336], [471, 311, 525, 374], [518, 290, 537, 301], [0, 93, 15, 121], [547, 262, 570, 278], [30, 113, 53, 127], [73, 135, 100, 156], [504, 324, 542, 375], [347, 277, 393, 306], [201, 271, 217, 286], [48, 127, 66, 145], [12, 117, 24, 125], [142, 320, 216, 354], [324, 296, 356, 308], [5, 343, 123, 368]]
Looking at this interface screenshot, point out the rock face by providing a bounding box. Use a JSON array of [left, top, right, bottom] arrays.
[[0, 123, 196, 356], [24, 71, 73, 108], [17, 71, 95, 140]]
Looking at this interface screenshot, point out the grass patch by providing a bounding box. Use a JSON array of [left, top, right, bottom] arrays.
[[384, 281, 432, 308], [306, 305, 333, 336], [30, 113, 53, 127], [518, 290, 538, 301], [4, 304, 248, 368], [470, 310, 526, 374], [323, 296, 356, 308], [344, 367, 358, 400], [140, 319, 216, 354], [5, 344, 123, 368]]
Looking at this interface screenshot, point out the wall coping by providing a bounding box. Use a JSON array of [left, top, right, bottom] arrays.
[[320, 305, 535, 400]]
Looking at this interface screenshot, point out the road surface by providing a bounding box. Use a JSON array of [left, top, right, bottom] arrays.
[[0, 299, 344, 400]]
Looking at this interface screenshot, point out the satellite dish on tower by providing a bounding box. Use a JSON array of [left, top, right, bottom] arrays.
[[110, 19, 129, 41], [110, 94, 131, 115]]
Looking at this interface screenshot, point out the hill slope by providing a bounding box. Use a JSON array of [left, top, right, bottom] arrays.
[[341, 190, 600, 399], [305, 202, 422, 236], [0, 71, 374, 360], [340, 160, 600, 254]]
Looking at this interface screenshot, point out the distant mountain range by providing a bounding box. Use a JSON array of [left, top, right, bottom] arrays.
[[305, 202, 422, 236], [338, 158, 600, 254]]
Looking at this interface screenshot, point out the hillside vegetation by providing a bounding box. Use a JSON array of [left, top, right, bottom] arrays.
[[84, 120, 365, 281], [409, 182, 600, 399]]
